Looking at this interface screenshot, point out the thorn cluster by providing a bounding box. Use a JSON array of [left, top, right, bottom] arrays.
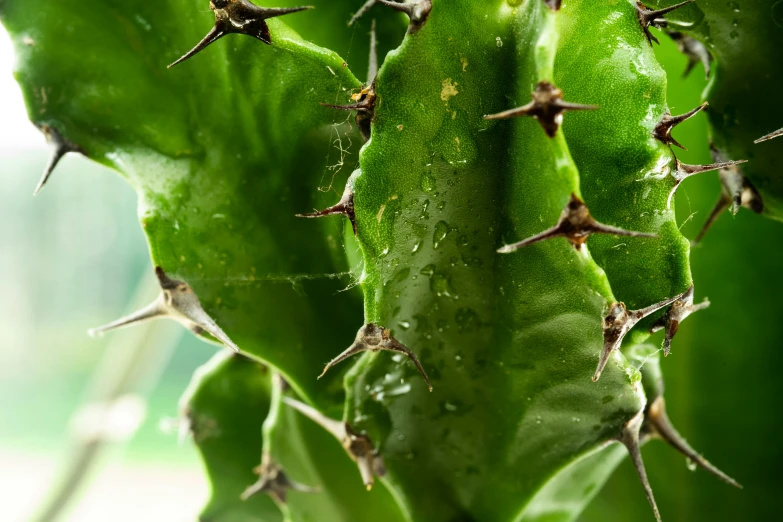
[[242, 457, 318, 503], [296, 181, 357, 234], [484, 81, 597, 138], [694, 148, 763, 243], [649, 285, 709, 356], [635, 0, 695, 45], [667, 157, 747, 207], [169, 0, 312, 68], [498, 193, 656, 254], [594, 292, 684, 382], [666, 30, 711, 79], [653, 101, 708, 150], [88, 267, 240, 353], [319, 323, 432, 392]]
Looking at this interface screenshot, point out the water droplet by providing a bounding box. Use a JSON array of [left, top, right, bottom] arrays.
[[433, 220, 450, 249], [496, 36, 503, 48], [686, 457, 697, 472], [398, 320, 411, 330], [420, 264, 435, 277], [421, 171, 436, 192], [455, 308, 480, 332], [412, 240, 422, 254]]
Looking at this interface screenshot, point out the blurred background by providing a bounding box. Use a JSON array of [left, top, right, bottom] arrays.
[[0, 22, 780, 522]]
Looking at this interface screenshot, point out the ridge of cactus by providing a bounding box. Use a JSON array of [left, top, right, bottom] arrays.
[[1, 0, 777, 520]]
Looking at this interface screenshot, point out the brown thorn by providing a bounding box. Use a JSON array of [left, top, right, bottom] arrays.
[[499, 193, 656, 255], [648, 397, 742, 488], [296, 183, 356, 234], [636, 0, 695, 45], [594, 292, 684, 381], [484, 82, 597, 138], [692, 148, 762, 243], [649, 286, 709, 356], [620, 412, 662, 522], [754, 127, 783, 143], [34, 125, 82, 196], [666, 31, 711, 79], [668, 158, 748, 208], [89, 267, 240, 353], [241, 460, 318, 503], [318, 323, 432, 392], [375, 0, 432, 33], [367, 19, 378, 83], [168, 25, 226, 68], [168, 2, 313, 68], [653, 102, 708, 150], [349, 0, 379, 26], [282, 397, 385, 489], [692, 194, 730, 245]]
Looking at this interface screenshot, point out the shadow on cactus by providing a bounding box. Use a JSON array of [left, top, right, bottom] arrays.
[[2, 0, 781, 520]]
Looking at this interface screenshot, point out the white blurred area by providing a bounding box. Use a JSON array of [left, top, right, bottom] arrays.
[[0, 26, 45, 151], [0, 24, 209, 522]]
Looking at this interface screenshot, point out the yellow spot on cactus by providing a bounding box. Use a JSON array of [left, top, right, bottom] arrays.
[[440, 79, 458, 102]]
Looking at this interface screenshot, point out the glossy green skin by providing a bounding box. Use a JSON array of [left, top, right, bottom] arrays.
[[183, 353, 407, 522], [0, 0, 366, 408], [656, 0, 783, 218], [347, 1, 647, 520], [0, 0, 710, 521], [557, 0, 692, 326]]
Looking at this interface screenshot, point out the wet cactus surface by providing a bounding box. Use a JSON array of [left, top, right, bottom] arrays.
[[1, 0, 781, 521]]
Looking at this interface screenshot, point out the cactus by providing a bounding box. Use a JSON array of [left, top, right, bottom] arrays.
[[1, 0, 780, 521]]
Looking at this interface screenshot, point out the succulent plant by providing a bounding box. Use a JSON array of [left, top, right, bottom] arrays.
[[2, 0, 781, 521]]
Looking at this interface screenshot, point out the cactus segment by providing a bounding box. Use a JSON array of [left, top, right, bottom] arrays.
[[665, 30, 711, 79], [483, 81, 597, 138], [619, 411, 662, 522], [318, 323, 432, 391], [242, 374, 320, 506], [181, 352, 284, 522], [668, 158, 748, 207], [33, 124, 82, 196], [342, 1, 646, 520], [88, 267, 241, 353], [652, 101, 708, 150], [594, 292, 684, 382], [554, 0, 692, 336], [754, 128, 783, 144], [635, 0, 695, 45], [282, 396, 386, 490], [168, 1, 313, 67], [649, 285, 709, 356], [498, 193, 657, 254]]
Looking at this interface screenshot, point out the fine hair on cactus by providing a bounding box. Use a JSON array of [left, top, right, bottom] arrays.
[[2, 0, 782, 521]]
